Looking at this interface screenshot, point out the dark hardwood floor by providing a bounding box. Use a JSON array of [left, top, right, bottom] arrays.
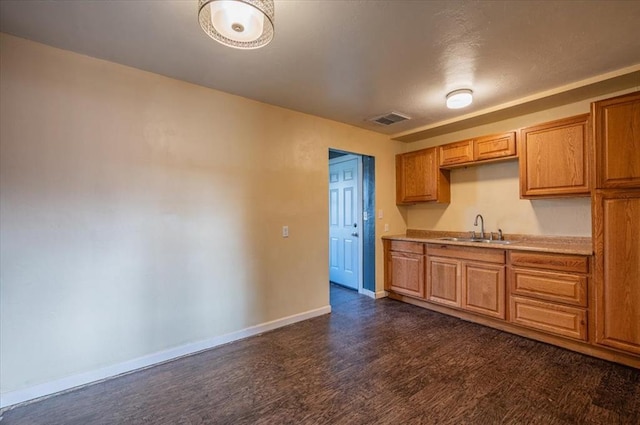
[[3, 284, 639, 424]]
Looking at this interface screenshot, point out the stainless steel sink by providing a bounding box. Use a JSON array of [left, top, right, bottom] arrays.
[[437, 237, 512, 245]]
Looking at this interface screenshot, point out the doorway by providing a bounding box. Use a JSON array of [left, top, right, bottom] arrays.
[[328, 149, 375, 297]]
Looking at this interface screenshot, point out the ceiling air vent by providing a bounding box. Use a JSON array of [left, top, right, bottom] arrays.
[[369, 112, 411, 126]]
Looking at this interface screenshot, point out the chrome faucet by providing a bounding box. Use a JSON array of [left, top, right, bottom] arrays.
[[474, 214, 485, 239]]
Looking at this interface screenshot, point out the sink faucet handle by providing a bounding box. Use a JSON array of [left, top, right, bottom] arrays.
[[470, 230, 476, 239]]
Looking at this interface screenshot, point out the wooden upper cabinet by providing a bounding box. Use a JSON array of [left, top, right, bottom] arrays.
[[439, 139, 474, 166], [519, 114, 591, 198], [396, 147, 450, 205], [593, 189, 640, 355], [439, 132, 516, 168], [474, 132, 517, 162], [592, 91, 640, 189]]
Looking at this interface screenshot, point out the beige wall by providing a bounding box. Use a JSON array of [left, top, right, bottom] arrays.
[[399, 89, 638, 236], [0, 34, 405, 395]]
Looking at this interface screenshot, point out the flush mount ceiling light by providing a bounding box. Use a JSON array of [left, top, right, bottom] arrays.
[[446, 89, 473, 109], [198, 0, 275, 49]]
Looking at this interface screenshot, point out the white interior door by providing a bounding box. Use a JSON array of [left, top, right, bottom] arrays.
[[329, 155, 361, 290]]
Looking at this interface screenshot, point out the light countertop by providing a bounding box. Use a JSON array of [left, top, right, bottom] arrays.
[[383, 230, 593, 256]]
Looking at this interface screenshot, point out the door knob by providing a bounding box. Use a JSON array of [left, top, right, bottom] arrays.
[[351, 232, 359, 237]]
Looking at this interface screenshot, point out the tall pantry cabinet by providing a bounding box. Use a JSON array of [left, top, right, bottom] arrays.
[[592, 91, 640, 355]]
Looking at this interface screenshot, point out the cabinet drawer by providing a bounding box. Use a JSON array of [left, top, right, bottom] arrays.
[[510, 296, 587, 341], [427, 244, 505, 264], [389, 240, 424, 254], [510, 268, 587, 307], [509, 251, 589, 273]]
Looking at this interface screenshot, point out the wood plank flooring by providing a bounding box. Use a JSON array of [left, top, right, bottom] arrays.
[[3, 284, 639, 424]]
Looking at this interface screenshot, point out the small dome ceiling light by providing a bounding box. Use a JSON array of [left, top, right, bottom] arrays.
[[198, 0, 275, 49], [446, 89, 473, 109]]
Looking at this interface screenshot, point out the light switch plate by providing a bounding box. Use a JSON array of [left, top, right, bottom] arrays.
[[282, 226, 289, 238]]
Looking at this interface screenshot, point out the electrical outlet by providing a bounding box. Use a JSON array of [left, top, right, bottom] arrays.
[[282, 226, 289, 238], [378, 209, 383, 219], [384, 223, 389, 232]]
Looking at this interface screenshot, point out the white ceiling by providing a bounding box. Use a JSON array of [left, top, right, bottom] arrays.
[[1, 0, 640, 139]]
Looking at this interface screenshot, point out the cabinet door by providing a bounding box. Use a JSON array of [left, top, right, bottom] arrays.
[[439, 139, 474, 166], [396, 148, 450, 204], [592, 91, 640, 189], [593, 190, 640, 354], [519, 114, 590, 198], [426, 256, 461, 307], [388, 251, 425, 298], [475, 132, 516, 162], [462, 262, 505, 319]]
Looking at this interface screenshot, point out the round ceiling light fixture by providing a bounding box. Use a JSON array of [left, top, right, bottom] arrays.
[[446, 89, 473, 109], [198, 0, 275, 49]]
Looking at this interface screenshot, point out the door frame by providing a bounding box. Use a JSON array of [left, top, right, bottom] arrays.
[[329, 154, 363, 291], [328, 149, 376, 297]]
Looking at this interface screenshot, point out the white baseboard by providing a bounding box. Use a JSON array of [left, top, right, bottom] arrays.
[[0, 305, 332, 410], [359, 288, 388, 299]]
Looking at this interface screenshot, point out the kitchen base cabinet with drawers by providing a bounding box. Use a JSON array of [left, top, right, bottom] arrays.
[[508, 251, 589, 341], [383, 238, 640, 368]]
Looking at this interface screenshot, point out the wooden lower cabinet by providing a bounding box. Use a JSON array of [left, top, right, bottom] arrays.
[[385, 240, 425, 299], [383, 238, 639, 368], [463, 262, 505, 319], [507, 251, 590, 341], [426, 256, 461, 307], [426, 245, 505, 318], [593, 190, 640, 355]]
